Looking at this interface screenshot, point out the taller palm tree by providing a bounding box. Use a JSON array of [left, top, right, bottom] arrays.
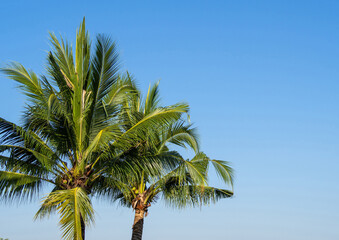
[[0, 19, 189, 240]]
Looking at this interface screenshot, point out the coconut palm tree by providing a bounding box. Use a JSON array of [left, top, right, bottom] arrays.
[[102, 81, 234, 240], [115, 153, 233, 240], [0, 19, 190, 240]]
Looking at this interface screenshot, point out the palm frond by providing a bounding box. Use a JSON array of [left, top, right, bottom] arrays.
[[48, 33, 75, 84], [0, 63, 43, 104], [91, 34, 120, 103], [0, 171, 44, 203], [0, 118, 60, 172], [35, 187, 94, 240], [115, 104, 189, 149], [162, 185, 233, 208], [144, 81, 160, 115], [158, 122, 199, 153], [210, 159, 234, 189]]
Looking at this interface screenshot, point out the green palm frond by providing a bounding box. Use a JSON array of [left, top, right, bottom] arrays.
[[0, 171, 43, 202], [0, 63, 43, 104], [91, 34, 119, 103], [210, 159, 234, 189], [46, 51, 73, 103], [103, 73, 137, 106], [116, 104, 189, 146], [144, 81, 160, 115], [146, 153, 206, 195], [48, 33, 75, 83], [157, 122, 199, 154], [182, 156, 208, 185], [0, 118, 60, 172], [35, 187, 94, 240], [75, 18, 91, 87], [162, 185, 233, 208]]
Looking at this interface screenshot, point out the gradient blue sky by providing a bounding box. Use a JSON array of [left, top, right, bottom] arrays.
[[0, 1, 338, 239]]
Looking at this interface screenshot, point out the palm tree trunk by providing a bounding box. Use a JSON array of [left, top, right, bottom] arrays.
[[131, 209, 145, 240], [81, 215, 86, 240]]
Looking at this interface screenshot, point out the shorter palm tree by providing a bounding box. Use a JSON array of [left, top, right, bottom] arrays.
[[101, 79, 234, 240], [113, 152, 233, 240]]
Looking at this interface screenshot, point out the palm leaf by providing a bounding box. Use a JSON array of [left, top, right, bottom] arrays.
[[144, 81, 160, 115], [210, 159, 234, 188], [162, 185, 233, 208], [0, 63, 43, 104], [35, 187, 94, 240], [0, 171, 44, 202]]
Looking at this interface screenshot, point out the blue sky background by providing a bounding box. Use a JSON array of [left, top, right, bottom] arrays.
[[0, 0, 339, 239]]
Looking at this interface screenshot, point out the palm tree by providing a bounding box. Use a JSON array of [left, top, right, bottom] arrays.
[[0, 19, 190, 240], [103, 81, 234, 240], [116, 153, 234, 240]]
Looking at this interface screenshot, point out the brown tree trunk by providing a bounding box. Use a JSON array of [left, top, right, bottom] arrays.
[[131, 209, 145, 240], [81, 215, 85, 240]]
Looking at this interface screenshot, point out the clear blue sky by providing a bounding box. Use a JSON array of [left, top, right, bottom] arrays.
[[0, 1, 338, 239]]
